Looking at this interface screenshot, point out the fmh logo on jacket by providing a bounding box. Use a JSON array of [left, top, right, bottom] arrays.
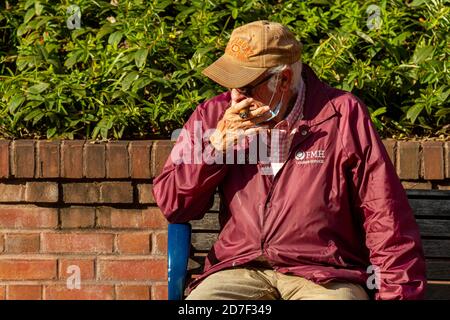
[[295, 149, 326, 164]]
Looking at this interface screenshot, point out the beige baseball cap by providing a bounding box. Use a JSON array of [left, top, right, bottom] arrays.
[[202, 20, 302, 89]]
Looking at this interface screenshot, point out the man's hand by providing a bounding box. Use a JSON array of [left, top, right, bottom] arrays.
[[209, 91, 271, 152]]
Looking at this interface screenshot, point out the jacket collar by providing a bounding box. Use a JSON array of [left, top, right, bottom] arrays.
[[300, 64, 339, 128]]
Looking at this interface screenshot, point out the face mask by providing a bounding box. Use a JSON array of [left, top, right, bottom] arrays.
[[261, 74, 284, 122]]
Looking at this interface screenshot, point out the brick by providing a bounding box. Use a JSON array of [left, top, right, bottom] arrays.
[[0, 234, 4, 253], [0, 285, 5, 300], [5, 233, 40, 253], [98, 259, 167, 281], [397, 141, 420, 179], [45, 285, 114, 300], [0, 183, 25, 202], [116, 285, 150, 300], [151, 140, 174, 178], [422, 141, 444, 180], [0, 259, 56, 280], [137, 184, 155, 204], [42, 233, 114, 253], [151, 284, 168, 300], [0, 140, 10, 178], [60, 207, 95, 228], [152, 231, 167, 255], [116, 233, 151, 254], [8, 285, 42, 300], [12, 140, 35, 178], [84, 142, 105, 178], [62, 183, 100, 203], [142, 207, 168, 229], [445, 142, 450, 179], [37, 141, 60, 178], [437, 184, 450, 190], [382, 139, 396, 167], [61, 141, 84, 178], [401, 181, 432, 190], [129, 141, 151, 178], [59, 259, 95, 280], [97, 207, 143, 228], [96, 207, 167, 229], [99, 182, 133, 203], [0, 206, 58, 229], [106, 141, 129, 178], [25, 182, 58, 203]]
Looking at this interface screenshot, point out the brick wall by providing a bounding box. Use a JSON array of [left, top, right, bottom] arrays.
[[0, 139, 448, 300], [0, 140, 174, 300], [382, 139, 450, 190]]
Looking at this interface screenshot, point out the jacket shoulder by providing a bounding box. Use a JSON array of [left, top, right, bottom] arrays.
[[194, 91, 231, 128], [327, 88, 370, 119]]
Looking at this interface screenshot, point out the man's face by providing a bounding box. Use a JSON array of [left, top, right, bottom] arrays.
[[231, 73, 277, 107], [231, 69, 292, 123]]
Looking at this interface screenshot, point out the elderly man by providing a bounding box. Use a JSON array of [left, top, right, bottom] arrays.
[[153, 20, 426, 300]]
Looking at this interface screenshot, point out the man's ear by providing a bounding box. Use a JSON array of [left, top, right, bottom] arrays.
[[280, 68, 292, 91]]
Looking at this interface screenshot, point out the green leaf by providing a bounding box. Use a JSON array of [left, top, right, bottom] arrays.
[[134, 48, 148, 69], [32, 112, 45, 125], [64, 55, 78, 69], [36, 44, 48, 61], [356, 31, 374, 45], [132, 77, 152, 92], [371, 107, 386, 117], [92, 125, 100, 139], [24, 0, 35, 10], [24, 8, 35, 24], [412, 46, 434, 64], [64, 51, 82, 68], [435, 109, 450, 117], [406, 104, 425, 123], [108, 31, 123, 47], [24, 109, 43, 122], [122, 71, 140, 91], [28, 83, 50, 94], [437, 88, 450, 102], [47, 127, 57, 138], [8, 95, 26, 113], [16, 24, 28, 36], [231, 8, 238, 19], [35, 1, 43, 16], [97, 24, 114, 40], [409, 0, 426, 7]]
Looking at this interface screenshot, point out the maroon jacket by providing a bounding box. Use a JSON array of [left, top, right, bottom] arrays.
[[153, 65, 427, 300]]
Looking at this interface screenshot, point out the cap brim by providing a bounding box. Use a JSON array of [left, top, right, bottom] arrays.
[[202, 55, 267, 88]]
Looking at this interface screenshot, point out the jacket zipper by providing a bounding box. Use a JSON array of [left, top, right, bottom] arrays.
[[259, 128, 311, 254]]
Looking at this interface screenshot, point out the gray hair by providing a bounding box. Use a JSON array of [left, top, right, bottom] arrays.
[[267, 61, 303, 93]]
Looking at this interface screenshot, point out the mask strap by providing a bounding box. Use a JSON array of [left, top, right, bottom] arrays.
[[267, 73, 281, 107]]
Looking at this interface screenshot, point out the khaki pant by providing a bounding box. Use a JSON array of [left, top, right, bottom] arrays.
[[186, 267, 369, 300]]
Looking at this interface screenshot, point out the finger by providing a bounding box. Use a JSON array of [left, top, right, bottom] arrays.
[[230, 89, 247, 106], [244, 125, 270, 136], [223, 115, 249, 129], [246, 105, 270, 119], [228, 98, 256, 113], [240, 110, 274, 127]]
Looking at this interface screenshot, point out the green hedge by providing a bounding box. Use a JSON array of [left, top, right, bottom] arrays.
[[0, 0, 449, 140]]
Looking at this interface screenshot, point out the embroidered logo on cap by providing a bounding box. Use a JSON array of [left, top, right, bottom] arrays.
[[225, 38, 254, 61]]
